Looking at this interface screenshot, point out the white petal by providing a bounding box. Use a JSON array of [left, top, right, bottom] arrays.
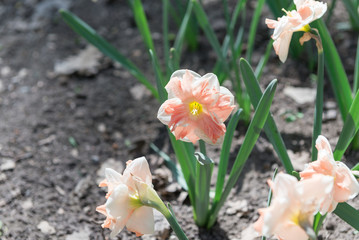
[[110, 217, 126, 238], [294, 0, 306, 9], [105, 168, 124, 184], [106, 185, 131, 219], [277, 31, 293, 63], [126, 206, 155, 235], [170, 69, 201, 80], [123, 157, 152, 185], [219, 86, 235, 106], [336, 162, 359, 199], [198, 73, 220, 92], [157, 98, 182, 125]]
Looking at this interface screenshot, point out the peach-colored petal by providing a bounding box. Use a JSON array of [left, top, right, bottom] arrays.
[[209, 87, 235, 122], [315, 135, 333, 156], [265, 18, 278, 29], [97, 157, 155, 237], [106, 185, 132, 221], [195, 113, 226, 144], [300, 135, 359, 213], [192, 73, 220, 104], [165, 69, 201, 100], [298, 174, 334, 214], [157, 69, 235, 144], [254, 173, 333, 239], [157, 98, 183, 126], [100, 168, 124, 198], [275, 223, 308, 240], [333, 162, 359, 202], [96, 204, 115, 229], [126, 206, 155, 235], [123, 157, 152, 186], [274, 31, 293, 63]]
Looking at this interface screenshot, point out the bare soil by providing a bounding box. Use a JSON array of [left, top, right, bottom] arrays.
[[0, 0, 358, 239]]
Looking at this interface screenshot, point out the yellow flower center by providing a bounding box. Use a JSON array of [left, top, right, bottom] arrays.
[[298, 24, 311, 32], [129, 193, 142, 208], [291, 211, 301, 226], [189, 101, 203, 117]]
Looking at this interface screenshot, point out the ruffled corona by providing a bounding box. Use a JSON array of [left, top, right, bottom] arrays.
[[157, 70, 235, 145]]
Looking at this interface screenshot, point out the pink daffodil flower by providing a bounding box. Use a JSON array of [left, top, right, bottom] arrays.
[[300, 135, 359, 213], [254, 172, 334, 240], [265, 0, 327, 62], [96, 157, 155, 238], [157, 70, 235, 145]]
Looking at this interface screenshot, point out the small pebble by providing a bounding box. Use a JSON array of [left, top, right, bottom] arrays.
[[97, 123, 106, 133], [37, 221, 56, 235], [1, 159, 15, 171]]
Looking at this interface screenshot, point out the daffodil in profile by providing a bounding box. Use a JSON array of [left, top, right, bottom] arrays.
[[96, 157, 155, 238], [300, 135, 359, 213], [266, 0, 327, 62], [157, 70, 235, 144], [254, 172, 334, 240]]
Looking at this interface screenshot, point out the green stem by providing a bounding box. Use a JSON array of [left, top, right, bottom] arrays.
[[325, 0, 337, 25], [162, 206, 189, 240], [246, 0, 265, 62], [353, 36, 359, 98], [199, 140, 207, 155], [149, 197, 189, 240], [136, 181, 189, 240], [162, 0, 170, 80], [311, 32, 324, 162], [194, 152, 213, 226]]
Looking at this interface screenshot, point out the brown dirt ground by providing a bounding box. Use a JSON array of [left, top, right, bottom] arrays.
[[0, 0, 358, 239]]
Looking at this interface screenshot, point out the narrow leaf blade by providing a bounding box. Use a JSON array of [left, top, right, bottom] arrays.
[[240, 58, 294, 173], [59, 9, 158, 99]]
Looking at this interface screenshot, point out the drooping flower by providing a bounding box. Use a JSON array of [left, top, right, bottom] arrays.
[[300, 135, 359, 213], [157, 70, 235, 144], [96, 157, 155, 238], [254, 172, 334, 240], [265, 0, 327, 62]]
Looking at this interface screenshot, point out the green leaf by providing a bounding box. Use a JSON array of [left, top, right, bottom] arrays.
[[162, 0, 170, 79], [168, 131, 196, 208], [334, 202, 359, 231], [333, 89, 359, 160], [255, 39, 274, 81], [311, 47, 324, 162], [342, 0, 359, 30], [353, 37, 359, 95], [240, 58, 294, 173], [207, 79, 278, 228], [194, 152, 214, 226], [173, 0, 194, 70], [192, 0, 228, 74], [311, 20, 353, 122], [266, 0, 290, 18], [150, 143, 188, 191], [150, 50, 167, 103], [214, 109, 243, 204], [246, 0, 266, 62], [325, 0, 337, 24], [59, 9, 158, 99], [128, 0, 164, 86], [352, 163, 359, 171]]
